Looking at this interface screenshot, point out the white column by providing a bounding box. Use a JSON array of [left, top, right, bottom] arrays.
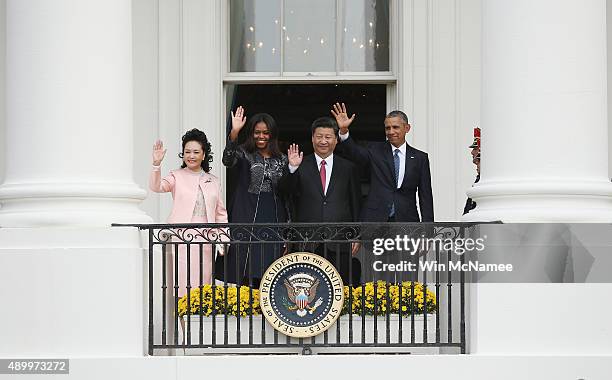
[[0, 0, 150, 226], [464, 0, 612, 356], [465, 0, 612, 222], [0, 0, 147, 357]]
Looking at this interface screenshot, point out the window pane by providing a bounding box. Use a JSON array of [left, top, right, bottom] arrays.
[[342, 0, 389, 71], [283, 0, 335, 72], [230, 0, 281, 72]]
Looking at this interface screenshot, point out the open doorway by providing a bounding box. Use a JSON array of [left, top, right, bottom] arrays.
[[225, 84, 387, 149], [224, 83, 387, 204]]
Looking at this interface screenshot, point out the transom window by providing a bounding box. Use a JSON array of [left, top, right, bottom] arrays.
[[229, 0, 390, 75]]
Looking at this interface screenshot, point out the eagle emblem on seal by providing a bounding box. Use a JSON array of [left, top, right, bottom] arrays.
[[284, 273, 324, 317]]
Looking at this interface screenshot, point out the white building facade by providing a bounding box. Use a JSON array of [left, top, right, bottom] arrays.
[[0, 0, 611, 379]]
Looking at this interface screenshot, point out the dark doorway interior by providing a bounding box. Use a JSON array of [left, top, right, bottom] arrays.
[[224, 83, 387, 212]]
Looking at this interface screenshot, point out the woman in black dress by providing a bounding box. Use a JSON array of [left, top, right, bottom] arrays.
[[215, 106, 288, 287]]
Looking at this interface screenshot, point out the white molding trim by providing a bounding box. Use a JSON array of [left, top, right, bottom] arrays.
[[223, 75, 397, 84]]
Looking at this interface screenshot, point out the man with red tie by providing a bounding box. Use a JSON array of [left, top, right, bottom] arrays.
[[284, 117, 362, 285]]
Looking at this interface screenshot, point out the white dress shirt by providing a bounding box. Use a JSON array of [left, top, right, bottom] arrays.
[[314, 153, 333, 195], [288, 153, 334, 195], [392, 142, 407, 188]]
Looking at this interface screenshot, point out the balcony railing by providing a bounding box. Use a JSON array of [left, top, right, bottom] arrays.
[[116, 222, 474, 355]]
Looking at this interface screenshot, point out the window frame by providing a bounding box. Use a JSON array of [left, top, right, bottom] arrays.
[[222, 0, 398, 83]]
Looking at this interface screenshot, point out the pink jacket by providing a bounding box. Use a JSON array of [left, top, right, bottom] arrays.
[[149, 167, 228, 225]]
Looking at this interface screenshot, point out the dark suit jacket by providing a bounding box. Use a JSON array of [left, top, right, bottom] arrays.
[[285, 154, 361, 223], [284, 154, 362, 283], [340, 136, 434, 222]]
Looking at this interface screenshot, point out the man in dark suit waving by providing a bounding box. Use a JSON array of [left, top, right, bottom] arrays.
[[284, 117, 362, 284], [331, 103, 434, 222]]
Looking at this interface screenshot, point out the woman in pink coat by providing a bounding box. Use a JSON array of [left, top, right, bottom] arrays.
[[149, 129, 228, 297]]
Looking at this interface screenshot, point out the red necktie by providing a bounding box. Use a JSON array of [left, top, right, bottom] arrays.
[[320, 160, 327, 194]]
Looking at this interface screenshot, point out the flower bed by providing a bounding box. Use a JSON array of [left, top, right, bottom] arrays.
[[344, 281, 437, 315], [177, 281, 436, 318], [178, 285, 260, 317]]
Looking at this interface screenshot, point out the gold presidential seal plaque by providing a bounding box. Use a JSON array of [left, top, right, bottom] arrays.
[[259, 252, 344, 338]]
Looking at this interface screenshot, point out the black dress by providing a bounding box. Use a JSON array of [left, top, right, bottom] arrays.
[[214, 138, 289, 286]]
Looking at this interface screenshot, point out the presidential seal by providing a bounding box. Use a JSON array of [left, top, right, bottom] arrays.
[[259, 252, 344, 338]]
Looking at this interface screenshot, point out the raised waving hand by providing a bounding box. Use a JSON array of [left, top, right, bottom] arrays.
[[229, 106, 247, 142], [152, 140, 167, 166], [331, 102, 356, 134], [287, 143, 303, 167]]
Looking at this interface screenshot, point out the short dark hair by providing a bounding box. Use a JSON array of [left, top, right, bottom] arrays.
[[310, 117, 339, 138], [179, 128, 213, 172], [385, 110, 409, 125], [242, 113, 283, 158]]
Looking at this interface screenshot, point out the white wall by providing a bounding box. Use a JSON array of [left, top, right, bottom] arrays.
[[608, 0, 612, 179], [0, 0, 5, 185], [400, 0, 482, 221], [133, 0, 161, 221], [131, 0, 225, 223]]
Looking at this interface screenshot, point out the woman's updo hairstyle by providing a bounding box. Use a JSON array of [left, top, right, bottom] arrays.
[[178, 128, 213, 172]]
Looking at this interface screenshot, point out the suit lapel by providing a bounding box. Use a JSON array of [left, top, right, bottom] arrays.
[[326, 156, 339, 197], [382, 142, 397, 185], [400, 144, 416, 188]]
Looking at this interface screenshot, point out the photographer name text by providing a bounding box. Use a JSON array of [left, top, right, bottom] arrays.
[[373, 260, 513, 272], [372, 235, 513, 273]]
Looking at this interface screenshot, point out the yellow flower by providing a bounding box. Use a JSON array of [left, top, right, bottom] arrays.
[[340, 281, 437, 316], [177, 285, 263, 317]]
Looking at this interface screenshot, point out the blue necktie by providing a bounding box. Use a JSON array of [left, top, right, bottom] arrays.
[[389, 149, 400, 217], [393, 149, 400, 185]]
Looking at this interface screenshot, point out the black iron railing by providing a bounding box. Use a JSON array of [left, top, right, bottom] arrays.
[[115, 222, 475, 355]]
